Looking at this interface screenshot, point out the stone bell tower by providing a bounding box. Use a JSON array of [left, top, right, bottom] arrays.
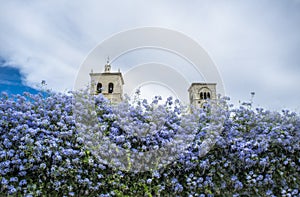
[[188, 83, 217, 108], [90, 58, 124, 103]]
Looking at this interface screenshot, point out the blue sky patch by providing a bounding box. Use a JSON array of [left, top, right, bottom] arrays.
[[0, 58, 39, 95]]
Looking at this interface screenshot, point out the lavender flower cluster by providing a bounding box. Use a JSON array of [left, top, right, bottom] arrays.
[[0, 91, 299, 196]]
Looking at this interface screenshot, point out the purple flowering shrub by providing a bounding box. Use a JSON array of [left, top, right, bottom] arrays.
[[0, 91, 299, 196]]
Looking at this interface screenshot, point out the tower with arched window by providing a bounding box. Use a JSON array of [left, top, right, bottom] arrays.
[[89, 60, 124, 103], [188, 83, 217, 108]]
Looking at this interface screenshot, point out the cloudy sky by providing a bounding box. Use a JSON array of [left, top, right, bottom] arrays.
[[0, 0, 300, 111]]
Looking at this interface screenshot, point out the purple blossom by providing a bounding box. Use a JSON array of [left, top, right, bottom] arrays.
[[0, 91, 299, 196]]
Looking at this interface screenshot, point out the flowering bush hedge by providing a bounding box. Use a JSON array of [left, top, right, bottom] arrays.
[[0, 92, 299, 196]]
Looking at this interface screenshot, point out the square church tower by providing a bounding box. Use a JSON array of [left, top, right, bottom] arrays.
[[188, 83, 217, 108], [90, 60, 124, 103]]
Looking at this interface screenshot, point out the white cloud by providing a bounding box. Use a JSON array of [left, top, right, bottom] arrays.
[[0, 0, 299, 111]]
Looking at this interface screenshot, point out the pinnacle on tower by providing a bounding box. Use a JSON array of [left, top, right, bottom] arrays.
[[104, 56, 111, 73]]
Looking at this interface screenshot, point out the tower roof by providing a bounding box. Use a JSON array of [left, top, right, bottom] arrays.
[[89, 71, 124, 85], [188, 82, 216, 92]]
